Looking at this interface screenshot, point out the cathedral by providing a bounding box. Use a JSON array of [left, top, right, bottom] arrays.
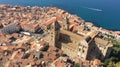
[[42, 17, 112, 61]]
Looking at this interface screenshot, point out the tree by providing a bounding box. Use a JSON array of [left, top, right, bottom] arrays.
[[107, 61, 115, 67], [116, 62, 120, 67], [73, 63, 81, 67], [103, 40, 120, 67]]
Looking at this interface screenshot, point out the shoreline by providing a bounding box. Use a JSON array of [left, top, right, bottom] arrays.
[[0, 4, 119, 67], [0, 4, 120, 38], [1, 4, 120, 31]]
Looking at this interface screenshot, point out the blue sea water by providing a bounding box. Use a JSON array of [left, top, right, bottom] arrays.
[[0, 0, 120, 31]]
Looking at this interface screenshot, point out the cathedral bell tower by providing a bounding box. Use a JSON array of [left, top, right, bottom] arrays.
[[50, 19, 60, 47]]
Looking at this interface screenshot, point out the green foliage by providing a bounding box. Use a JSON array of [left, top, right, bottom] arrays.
[[73, 63, 81, 67], [22, 53, 30, 59], [112, 41, 120, 61], [104, 59, 110, 66], [115, 62, 120, 67], [103, 40, 120, 67], [111, 40, 120, 53], [107, 61, 115, 67]]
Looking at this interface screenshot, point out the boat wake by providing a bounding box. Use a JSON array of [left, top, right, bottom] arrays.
[[82, 6, 102, 12]]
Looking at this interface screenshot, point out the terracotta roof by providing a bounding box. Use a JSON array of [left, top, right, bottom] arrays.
[[76, 19, 84, 23], [50, 8, 58, 11], [26, 13, 32, 18], [44, 56, 49, 61], [48, 46, 57, 52], [39, 40, 46, 46], [21, 22, 39, 29], [11, 33, 19, 38], [69, 22, 75, 29], [4, 61, 11, 67], [114, 31, 120, 35], [14, 50, 24, 59], [10, 51, 18, 60], [0, 48, 3, 53], [103, 29, 111, 33], [58, 50, 63, 54], [74, 58, 83, 63], [0, 37, 9, 43], [0, 46, 14, 50], [48, 52, 57, 60], [82, 60, 90, 67], [8, 63, 14, 67], [55, 61, 66, 67], [0, 23, 3, 28], [30, 61, 36, 66], [0, 32, 4, 36], [71, 25, 78, 32], [56, 14, 63, 22], [44, 17, 56, 26]]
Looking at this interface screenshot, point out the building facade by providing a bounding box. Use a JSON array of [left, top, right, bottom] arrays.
[[43, 17, 113, 61]]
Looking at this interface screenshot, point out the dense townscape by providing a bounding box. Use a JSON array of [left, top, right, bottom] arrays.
[[0, 4, 120, 67]]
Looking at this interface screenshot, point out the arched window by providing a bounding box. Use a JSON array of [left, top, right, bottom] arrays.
[[83, 50, 85, 53], [79, 48, 81, 51]]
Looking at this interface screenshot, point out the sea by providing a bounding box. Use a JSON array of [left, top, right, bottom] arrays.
[[0, 0, 120, 31]]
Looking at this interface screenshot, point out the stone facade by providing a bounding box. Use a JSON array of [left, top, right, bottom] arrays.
[[48, 19, 112, 61]]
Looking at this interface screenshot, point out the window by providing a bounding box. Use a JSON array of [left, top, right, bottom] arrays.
[[79, 48, 81, 51], [47, 25, 51, 29], [51, 35, 53, 37], [83, 46, 87, 49], [99, 54, 102, 58], [93, 47, 95, 50], [63, 25, 65, 27], [83, 50, 85, 53], [91, 49, 93, 52], [104, 47, 106, 49]]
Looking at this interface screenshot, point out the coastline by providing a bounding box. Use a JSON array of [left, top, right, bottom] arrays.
[[0, 4, 120, 39], [0, 4, 119, 67], [0, 0, 120, 31]]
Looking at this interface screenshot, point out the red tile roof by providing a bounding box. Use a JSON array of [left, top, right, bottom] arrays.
[[69, 22, 75, 29], [72, 25, 78, 32], [8, 63, 14, 67], [0, 46, 12, 50], [55, 61, 63, 67], [44, 17, 56, 26], [0, 23, 3, 28], [70, 24, 78, 32], [48, 46, 57, 52], [50, 8, 58, 12], [56, 14, 63, 22], [21, 22, 39, 29], [114, 31, 120, 35], [48, 52, 57, 60], [76, 19, 84, 23], [30, 61, 36, 65]]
